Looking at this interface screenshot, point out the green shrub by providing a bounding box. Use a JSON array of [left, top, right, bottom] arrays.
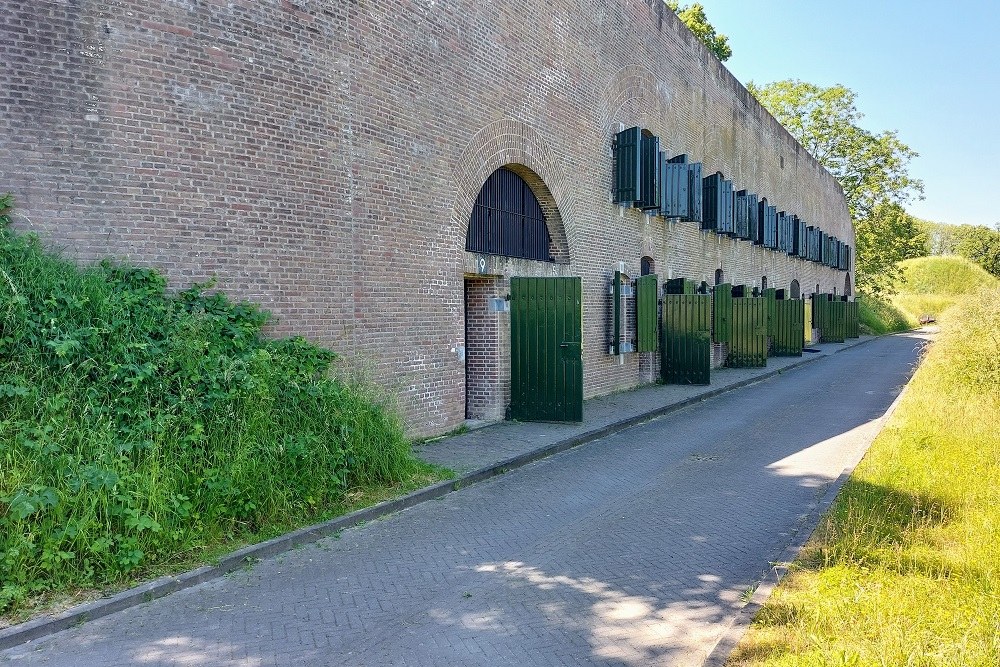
[[0, 195, 417, 613], [857, 295, 910, 334]]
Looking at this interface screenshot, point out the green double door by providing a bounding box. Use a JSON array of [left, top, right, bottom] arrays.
[[509, 277, 583, 422]]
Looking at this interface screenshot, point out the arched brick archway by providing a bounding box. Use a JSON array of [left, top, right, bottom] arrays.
[[451, 119, 574, 266], [452, 121, 576, 422]]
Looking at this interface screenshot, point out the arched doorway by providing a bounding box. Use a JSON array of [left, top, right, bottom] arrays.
[[790, 279, 800, 299], [845, 273, 853, 296], [715, 268, 725, 286], [464, 166, 575, 423]]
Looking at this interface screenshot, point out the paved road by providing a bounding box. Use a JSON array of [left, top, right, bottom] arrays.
[[1, 333, 926, 666]]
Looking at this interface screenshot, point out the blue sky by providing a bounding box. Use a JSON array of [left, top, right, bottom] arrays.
[[704, 0, 999, 228]]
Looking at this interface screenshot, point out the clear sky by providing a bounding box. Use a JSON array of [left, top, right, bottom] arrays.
[[703, 0, 999, 228]]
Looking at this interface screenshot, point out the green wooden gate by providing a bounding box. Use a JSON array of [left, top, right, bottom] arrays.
[[510, 277, 583, 422], [728, 297, 767, 367], [773, 299, 805, 356], [763, 287, 777, 344], [713, 283, 732, 345], [661, 294, 711, 385], [847, 299, 860, 338], [814, 294, 847, 343]]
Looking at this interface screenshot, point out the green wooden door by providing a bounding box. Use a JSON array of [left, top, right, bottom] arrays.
[[713, 283, 732, 345], [773, 299, 805, 356], [510, 277, 583, 422], [763, 287, 777, 341], [661, 294, 711, 385], [728, 297, 767, 367]]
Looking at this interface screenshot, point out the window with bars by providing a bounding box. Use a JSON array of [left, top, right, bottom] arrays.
[[466, 167, 553, 262]]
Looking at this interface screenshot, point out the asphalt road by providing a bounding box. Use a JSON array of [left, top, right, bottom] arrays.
[[1, 333, 927, 666]]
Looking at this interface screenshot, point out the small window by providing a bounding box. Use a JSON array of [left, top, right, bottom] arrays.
[[715, 268, 725, 286], [790, 279, 800, 299], [761, 276, 768, 290], [641, 256, 654, 276]]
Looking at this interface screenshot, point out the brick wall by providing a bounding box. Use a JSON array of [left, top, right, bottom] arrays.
[[0, 0, 854, 436], [464, 277, 507, 422]]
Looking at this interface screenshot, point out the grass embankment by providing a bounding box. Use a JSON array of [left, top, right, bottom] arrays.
[[891, 256, 998, 326], [729, 286, 1000, 666], [0, 197, 446, 622], [857, 296, 909, 335]]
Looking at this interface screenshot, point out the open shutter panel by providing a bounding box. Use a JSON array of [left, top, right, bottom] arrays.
[[613, 127, 641, 205], [702, 172, 720, 231], [638, 133, 660, 210], [776, 212, 787, 252], [660, 159, 690, 218], [746, 192, 759, 243], [703, 173, 734, 234], [762, 203, 777, 249], [720, 178, 734, 235], [686, 161, 703, 223], [734, 190, 749, 239], [755, 198, 767, 245], [798, 219, 808, 258]]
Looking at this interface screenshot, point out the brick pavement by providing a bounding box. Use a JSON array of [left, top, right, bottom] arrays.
[[0, 333, 928, 666]]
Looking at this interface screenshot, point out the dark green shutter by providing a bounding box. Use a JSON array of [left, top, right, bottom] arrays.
[[638, 134, 660, 210], [636, 274, 658, 353], [613, 127, 641, 205]]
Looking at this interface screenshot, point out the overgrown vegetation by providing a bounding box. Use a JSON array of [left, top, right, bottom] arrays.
[[890, 255, 998, 327], [728, 286, 1000, 666], [857, 295, 909, 335], [0, 195, 439, 617], [666, 1, 732, 61]]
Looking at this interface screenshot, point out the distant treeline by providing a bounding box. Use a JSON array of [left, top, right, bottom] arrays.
[[917, 220, 1000, 278]]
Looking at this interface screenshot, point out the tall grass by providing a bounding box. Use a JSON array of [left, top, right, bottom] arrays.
[[891, 256, 999, 325], [729, 287, 1000, 666], [0, 196, 425, 615], [857, 295, 910, 334]]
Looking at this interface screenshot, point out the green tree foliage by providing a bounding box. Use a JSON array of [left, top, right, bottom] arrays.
[[748, 80, 925, 295], [666, 2, 732, 62], [921, 220, 1000, 278], [854, 203, 928, 294]]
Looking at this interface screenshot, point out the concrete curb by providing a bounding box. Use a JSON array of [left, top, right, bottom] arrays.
[[0, 336, 877, 652], [699, 333, 927, 667]]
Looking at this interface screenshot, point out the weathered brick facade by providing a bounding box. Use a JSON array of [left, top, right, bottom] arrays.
[[1, 0, 853, 436]]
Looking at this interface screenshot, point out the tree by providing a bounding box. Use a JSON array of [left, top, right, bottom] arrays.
[[748, 80, 924, 295], [854, 204, 928, 294], [953, 225, 1000, 277], [666, 2, 732, 62], [919, 220, 1000, 278]]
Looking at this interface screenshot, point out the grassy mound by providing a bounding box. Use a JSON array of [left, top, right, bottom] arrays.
[[729, 287, 1000, 666], [0, 196, 425, 615], [892, 255, 999, 325]]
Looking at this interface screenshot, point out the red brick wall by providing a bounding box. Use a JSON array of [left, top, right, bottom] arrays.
[[0, 0, 854, 436]]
